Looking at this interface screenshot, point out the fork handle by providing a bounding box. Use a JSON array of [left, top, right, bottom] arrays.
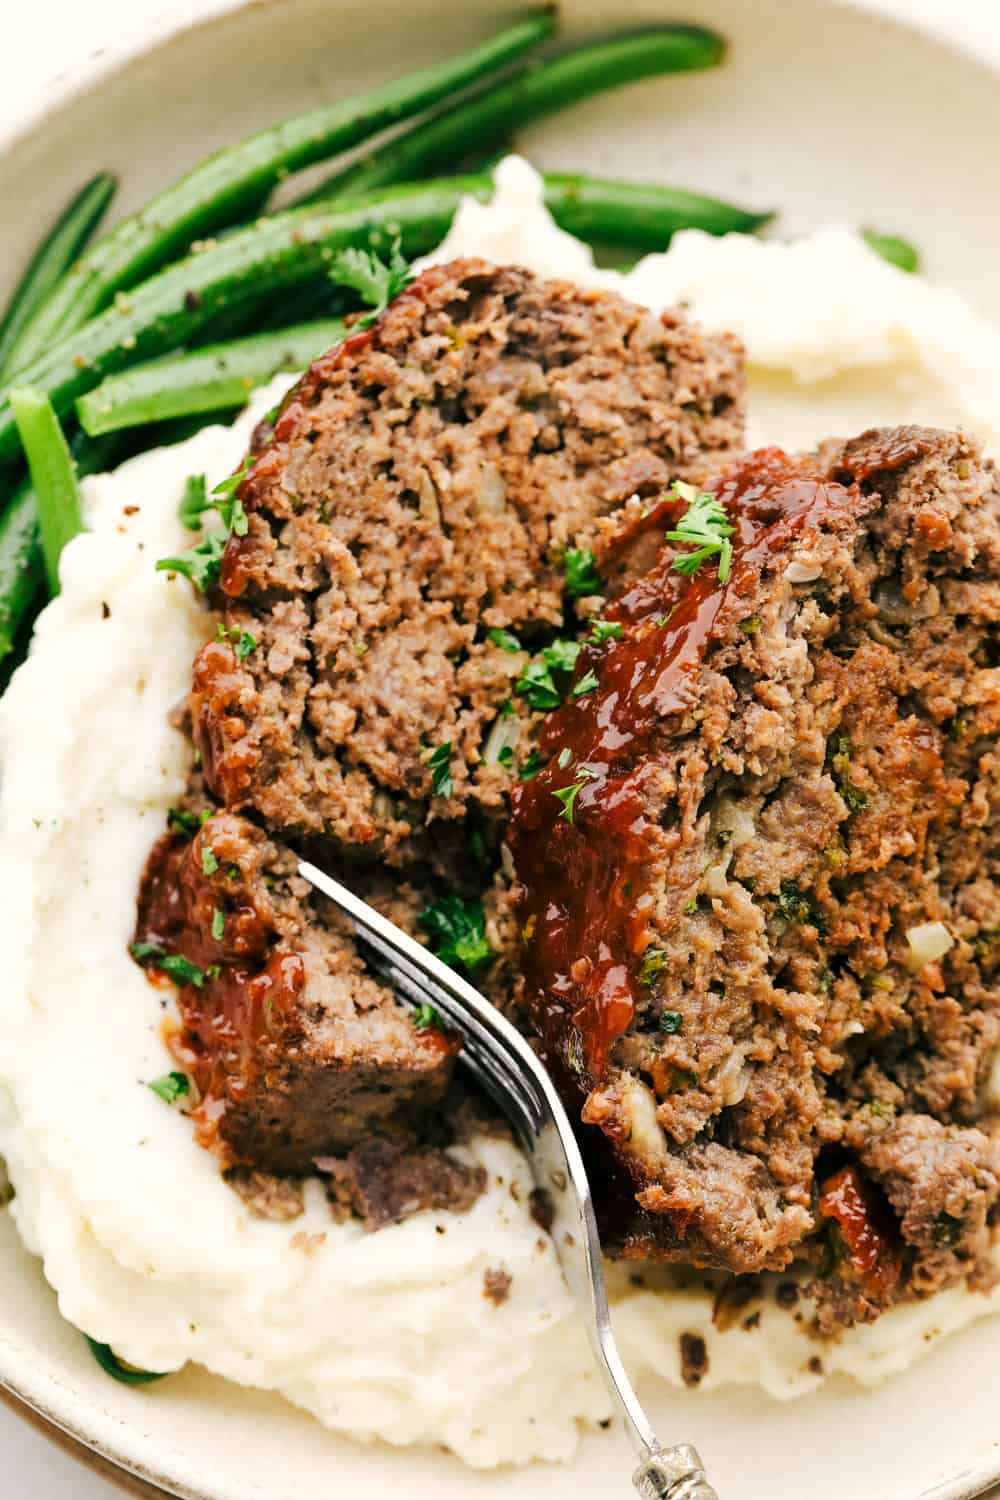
[[633, 1445, 719, 1500]]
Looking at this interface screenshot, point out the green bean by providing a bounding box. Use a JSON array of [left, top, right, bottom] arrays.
[[0, 431, 130, 658], [543, 172, 773, 244], [0, 173, 772, 470], [0, 173, 116, 380], [0, 480, 44, 658], [8, 389, 84, 593], [76, 319, 345, 436], [861, 229, 920, 274], [3, 10, 554, 372], [300, 25, 725, 203]]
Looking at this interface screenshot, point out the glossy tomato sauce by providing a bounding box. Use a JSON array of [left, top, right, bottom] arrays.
[[508, 448, 862, 1082]]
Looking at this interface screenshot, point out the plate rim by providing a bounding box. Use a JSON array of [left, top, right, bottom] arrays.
[[2, 2, 1000, 1499]]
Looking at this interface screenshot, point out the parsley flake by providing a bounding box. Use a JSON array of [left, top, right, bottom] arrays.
[[572, 669, 599, 698], [167, 807, 202, 837], [515, 659, 561, 711], [563, 547, 602, 599], [418, 895, 493, 973], [659, 1010, 683, 1034], [488, 627, 521, 653], [588, 618, 623, 645], [413, 1002, 442, 1029], [211, 907, 225, 941], [553, 780, 585, 823], [425, 741, 454, 798], [130, 943, 207, 988], [235, 630, 257, 660], [148, 1071, 189, 1105], [178, 473, 209, 529], [542, 638, 581, 674], [497, 745, 515, 768], [638, 948, 669, 985], [518, 749, 545, 781], [329, 237, 413, 328], [156, 531, 226, 592], [665, 481, 734, 582], [201, 846, 219, 876]]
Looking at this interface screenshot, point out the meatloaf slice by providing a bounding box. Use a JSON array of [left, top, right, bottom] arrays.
[[134, 812, 459, 1174], [192, 258, 744, 857], [508, 426, 1000, 1322]]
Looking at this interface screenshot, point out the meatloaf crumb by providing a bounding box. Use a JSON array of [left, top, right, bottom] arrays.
[[318, 1138, 487, 1230], [679, 1332, 709, 1387], [509, 425, 1000, 1322], [483, 1266, 513, 1305], [225, 1168, 305, 1222]]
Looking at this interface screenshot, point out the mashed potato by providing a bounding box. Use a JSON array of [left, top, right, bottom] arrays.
[[1, 156, 999, 1467]]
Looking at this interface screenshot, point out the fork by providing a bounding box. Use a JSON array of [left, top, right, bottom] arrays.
[[298, 859, 720, 1500]]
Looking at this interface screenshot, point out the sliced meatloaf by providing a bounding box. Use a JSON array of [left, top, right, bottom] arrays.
[[192, 257, 744, 858], [135, 812, 460, 1173], [508, 426, 1000, 1323], [137, 258, 746, 1183]]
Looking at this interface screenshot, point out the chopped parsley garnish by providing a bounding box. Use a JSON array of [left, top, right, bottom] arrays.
[[156, 531, 226, 592], [542, 638, 581, 674], [563, 547, 602, 599], [201, 846, 219, 876], [515, 659, 561, 711], [739, 615, 761, 635], [86, 1338, 168, 1386], [211, 907, 225, 941], [572, 669, 599, 699], [776, 880, 826, 933], [328, 237, 413, 328], [487, 627, 521, 653], [830, 733, 869, 813], [638, 949, 668, 985], [158, 458, 254, 587], [588, 618, 623, 645], [418, 895, 493, 973], [659, 1010, 683, 1034], [425, 741, 453, 798], [515, 638, 584, 710], [130, 943, 207, 988], [665, 481, 734, 582], [216, 621, 257, 660], [178, 473, 209, 529], [210, 457, 254, 536], [148, 1071, 189, 1106], [497, 745, 515, 768], [413, 1002, 442, 1029], [518, 749, 545, 780], [553, 779, 585, 823], [167, 807, 208, 837]]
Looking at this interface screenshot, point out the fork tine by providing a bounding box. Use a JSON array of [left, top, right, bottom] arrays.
[[300, 859, 548, 1113], [356, 937, 543, 1139]]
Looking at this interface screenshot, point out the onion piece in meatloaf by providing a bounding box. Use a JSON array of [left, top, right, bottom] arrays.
[[508, 426, 1000, 1327], [136, 258, 746, 1181]]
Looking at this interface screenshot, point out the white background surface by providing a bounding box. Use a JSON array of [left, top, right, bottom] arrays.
[[0, 0, 998, 1496]]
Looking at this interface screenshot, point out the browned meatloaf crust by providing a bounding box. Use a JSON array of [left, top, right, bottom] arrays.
[[135, 258, 745, 1183], [508, 425, 1000, 1326]]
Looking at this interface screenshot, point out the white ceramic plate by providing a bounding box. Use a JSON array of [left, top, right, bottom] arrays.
[[2, 2, 1000, 1496]]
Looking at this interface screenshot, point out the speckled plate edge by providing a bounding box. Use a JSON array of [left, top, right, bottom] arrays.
[[1, 2, 1000, 1498]]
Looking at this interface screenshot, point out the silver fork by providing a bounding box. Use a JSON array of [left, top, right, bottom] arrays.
[[298, 859, 720, 1500]]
